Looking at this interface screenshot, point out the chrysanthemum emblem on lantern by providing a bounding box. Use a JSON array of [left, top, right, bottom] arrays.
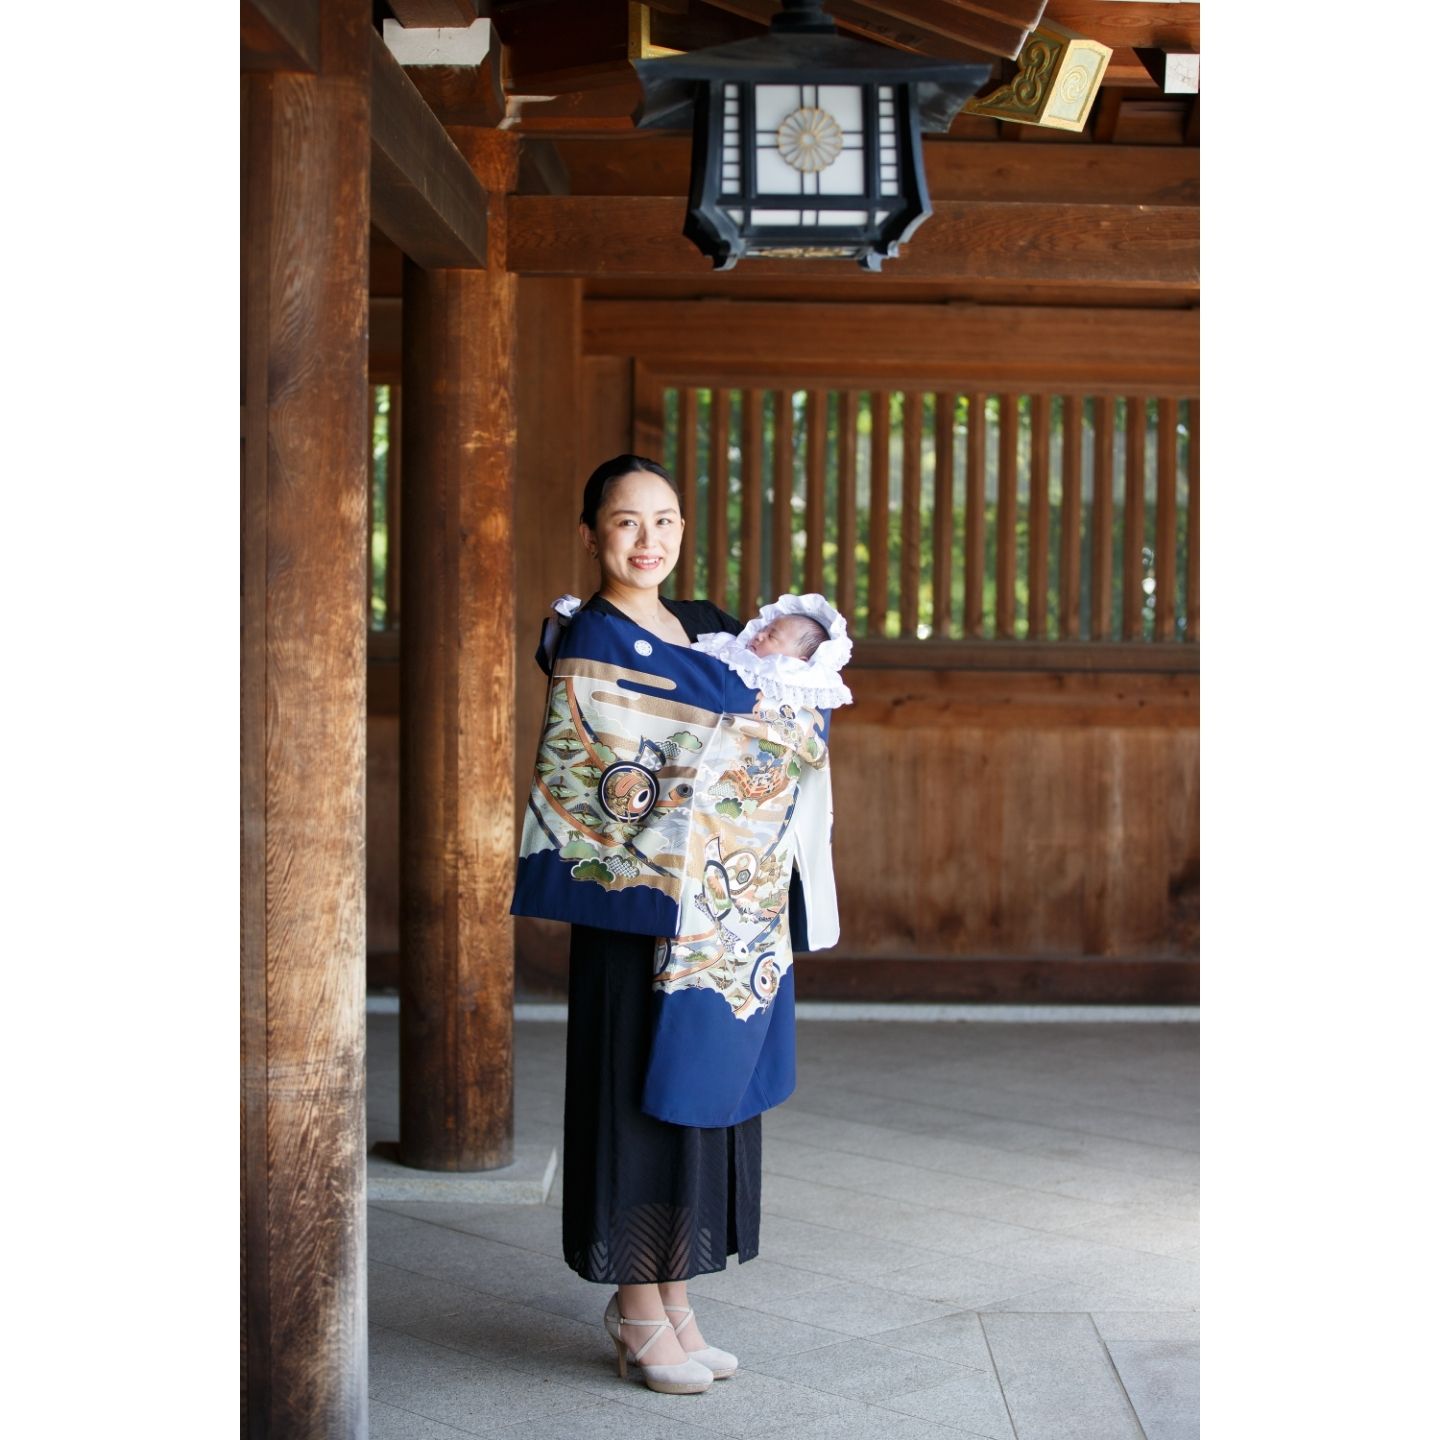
[[777, 107, 844, 172], [630, 0, 992, 271]]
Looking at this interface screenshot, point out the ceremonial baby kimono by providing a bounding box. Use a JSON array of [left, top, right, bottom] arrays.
[[511, 600, 843, 1128]]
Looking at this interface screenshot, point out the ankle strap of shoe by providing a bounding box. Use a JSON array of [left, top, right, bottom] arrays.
[[618, 1313, 671, 1362], [662, 1303, 695, 1337]]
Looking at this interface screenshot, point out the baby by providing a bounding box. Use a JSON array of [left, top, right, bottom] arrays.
[[692, 592, 853, 710]]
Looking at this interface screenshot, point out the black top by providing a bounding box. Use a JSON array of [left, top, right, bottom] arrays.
[[581, 592, 744, 643]]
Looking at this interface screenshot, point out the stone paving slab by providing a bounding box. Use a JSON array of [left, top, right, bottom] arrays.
[[366, 1015, 1200, 1438], [368, 1326, 596, 1436], [977, 1313, 1145, 1439], [1102, 1339, 1200, 1440], [748, 1334, 984, 1404]]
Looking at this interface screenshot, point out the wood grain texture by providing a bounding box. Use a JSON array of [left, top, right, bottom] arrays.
[[932, 392, 955, 640], [1059, 394, 1083, 640], [399, 129, 518, 1174], [1154, 395, 1178, 641], [773, 391, 793, 597], [792, 956, 1198, 1004], [584, 301, 1199, 392], [386, 387, 403, 624], [1091, 395, 1115, 640], [1186, 396, 1199, 643], [1123, 395, 1146, 640], [548, 138, 1197, 206], [900, 392, 923, 635], [389, 0, 478, 23], [806, 390, 828, 595], [965, 392, 987, 637], [513, 197, 1199, 288], [370, 30, 489, 268], [513, 277, 584, 842], [513, 278, 587, 990], [708, 384, 731, 611], [1028, 395, 1051, 640], [631, 362, 665, 463], [241, 0, 319, 71], [581, 356, 635, 478], [1045, 0, 1200, 50], [828, 665, 1200, 966], [677, 387, 699, 598], [741, 389, 764, 614], [868, 392, 891, 637], [240, 2, 370, 1430], [836, 391, 859, 623], [995, 393, 1018, 638]]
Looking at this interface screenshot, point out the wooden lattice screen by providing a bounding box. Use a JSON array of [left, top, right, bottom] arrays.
[[651, 387, 1197, 644]]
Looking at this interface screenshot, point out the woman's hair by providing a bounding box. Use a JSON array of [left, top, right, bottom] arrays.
[[579, 454, 680, 529]]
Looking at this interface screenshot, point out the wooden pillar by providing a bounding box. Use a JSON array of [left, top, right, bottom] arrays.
[[240, 0, 370, 1433], [400, 129, 518, 1171]]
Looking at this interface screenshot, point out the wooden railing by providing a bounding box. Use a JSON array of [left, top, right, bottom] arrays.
[[646, 385, 1198, 644]]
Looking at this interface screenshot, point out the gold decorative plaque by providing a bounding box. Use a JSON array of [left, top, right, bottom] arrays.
[[962, 20, 1112, 133]]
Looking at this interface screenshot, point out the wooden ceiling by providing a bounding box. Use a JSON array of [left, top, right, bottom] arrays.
[[384, 2, 1200, 145], [365, 1, 1200, 308]]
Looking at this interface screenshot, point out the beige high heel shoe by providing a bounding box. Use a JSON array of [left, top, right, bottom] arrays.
[[602, 1293, 714, 1395], [663, 1302, 739, 1379]]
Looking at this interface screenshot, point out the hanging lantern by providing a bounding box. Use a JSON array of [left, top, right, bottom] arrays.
[[631, 0, 992, 272]]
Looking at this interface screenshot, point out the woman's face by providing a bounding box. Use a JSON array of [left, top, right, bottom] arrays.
[[581, 470, 684, 592]]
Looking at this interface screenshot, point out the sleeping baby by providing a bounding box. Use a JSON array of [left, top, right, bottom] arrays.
[[691, 592, 853, 711]]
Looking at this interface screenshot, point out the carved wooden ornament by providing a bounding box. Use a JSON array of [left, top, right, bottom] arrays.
[[963, 20, 1112, 133]]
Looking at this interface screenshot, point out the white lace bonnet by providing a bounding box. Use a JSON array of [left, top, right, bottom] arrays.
[[696, 592, 854, 709]]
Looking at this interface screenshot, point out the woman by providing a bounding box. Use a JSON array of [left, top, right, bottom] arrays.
[[560, 455, 752, 1395]]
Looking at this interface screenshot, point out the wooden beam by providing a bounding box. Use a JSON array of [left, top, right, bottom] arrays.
[[702, 0, 996, 59], [241, 0, 319, 72], [584, 301, 1200, 392], [548, 137, 1199, 207], [497, 2, 630, 94], [399, 131, 518, 1174], [370, 29, 490, 268], [510, 196, 1198, 288], [844, 0, 1037, 57], [389, 1, 480, 23], [1045, 1, 1200, 53], [402, 17, 507, 128]]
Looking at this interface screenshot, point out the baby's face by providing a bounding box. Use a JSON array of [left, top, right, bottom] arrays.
[[747, 617, 810, 659]]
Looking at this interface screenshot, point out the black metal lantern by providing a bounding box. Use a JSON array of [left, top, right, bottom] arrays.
[[631, 0, 992, 271]]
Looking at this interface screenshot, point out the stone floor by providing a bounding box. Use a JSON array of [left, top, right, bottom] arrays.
[[366, 1013, 1199, 1440]]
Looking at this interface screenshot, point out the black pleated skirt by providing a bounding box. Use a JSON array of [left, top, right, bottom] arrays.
[[562, 922, 762, 1284]]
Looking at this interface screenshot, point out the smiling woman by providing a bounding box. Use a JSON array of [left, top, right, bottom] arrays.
[[540, 453, 756, 1394]]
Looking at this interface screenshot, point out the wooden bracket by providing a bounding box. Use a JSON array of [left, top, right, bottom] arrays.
[[963, 20, 1112, 132]]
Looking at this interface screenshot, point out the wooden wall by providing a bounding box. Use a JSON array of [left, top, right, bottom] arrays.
[[369, 278, 1199, 1004]]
